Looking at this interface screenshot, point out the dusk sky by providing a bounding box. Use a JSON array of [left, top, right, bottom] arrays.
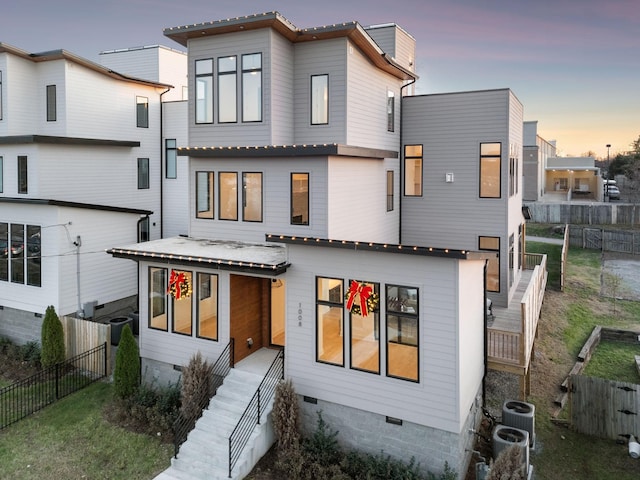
[[2, 0, 638, 158]]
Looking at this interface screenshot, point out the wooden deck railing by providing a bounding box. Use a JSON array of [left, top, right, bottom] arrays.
[[488, 254, 547, 374]]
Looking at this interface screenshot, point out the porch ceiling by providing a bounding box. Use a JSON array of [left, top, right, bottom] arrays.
[[107, 236, 290, 275]]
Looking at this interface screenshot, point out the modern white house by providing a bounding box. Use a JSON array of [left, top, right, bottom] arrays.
[[103, 11, 547, 480], [0, 43, 172, 341]]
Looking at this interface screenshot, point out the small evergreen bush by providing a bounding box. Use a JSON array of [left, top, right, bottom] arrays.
[[40, 305, 65, 368], [180, 351, 214, 423], [21, 341, 41, 366], [113, 324, 140, 399], [272, 379, 301, 459]]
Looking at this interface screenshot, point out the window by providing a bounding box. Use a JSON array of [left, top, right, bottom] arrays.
[[138, 217, 149, 243], [0, 223, 7, 282], [149, 267, 167, 330], [349, 280, 380, 374], [480, 143, 501, 198], [26, 225, 40, 287], [386, 170, 394, 212], [166, 139, 177, 179], [404, 145, 422, 196], [316, 277, 344, 366], [387, 90, 395, 132], [172, 270, 193, 336], [137, 158, 149, 189], [218, 56, 237, 123], [219, 172, 238, 221], [0, 156, 3, 193], [46, 85, 56, 122], [136, 96, 148, 128], [479, 236, 500, 292], [242, 172, 262, 222], [311, 74, 328, 125], [386, 285, 419, 382], [197, 273, 218, 340], [17, 156, 27, 194], [10, 223, 24, 284], [195, 59, 214, 123], [291, 173, 309, 225], [242, 53, 262, 122], [196, 171, 214, 219]]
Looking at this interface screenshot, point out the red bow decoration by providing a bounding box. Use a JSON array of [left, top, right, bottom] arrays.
[[346, 280, 373, 317], [167, 270, 191, 300]]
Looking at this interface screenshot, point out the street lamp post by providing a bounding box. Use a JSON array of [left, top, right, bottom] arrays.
[[605, 144, 611, 201]]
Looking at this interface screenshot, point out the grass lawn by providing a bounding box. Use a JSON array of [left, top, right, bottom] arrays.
[[526, 241, 562, 289], [0, 381, 172, 480]]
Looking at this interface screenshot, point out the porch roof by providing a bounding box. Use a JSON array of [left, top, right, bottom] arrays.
[[107, 236, 290, 275]]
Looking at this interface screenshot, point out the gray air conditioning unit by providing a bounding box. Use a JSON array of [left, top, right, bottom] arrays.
[[492, 425, 529, 476], [502, 399, 535, 447]]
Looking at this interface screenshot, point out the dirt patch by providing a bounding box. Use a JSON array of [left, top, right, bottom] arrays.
[[602, 252, 640, 301]]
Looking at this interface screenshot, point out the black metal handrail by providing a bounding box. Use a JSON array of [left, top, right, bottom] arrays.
[[0, 342, 108, 430], [228, 349, 284, 478], [173, 339, 234, 458]]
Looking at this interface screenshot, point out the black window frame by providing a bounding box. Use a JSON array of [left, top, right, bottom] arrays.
[[385, 284, 420, 383], [387, 90, 395, 132], [348, 279, 380, 375], [241, 53, 262, 123], [137, 158, 150, 190], [136, 96, 149, 128], [386, 170, 394, 212], [195, 171, 214, 219], [310, 74, 329, 125], [315, 276, 345, 367], [290, 172, 309, 226], [403, 145, 423, 197], [217, 55, 237, 124], [17, 156, 27, 194], [218, 171, 238, 221], [46, 85, 56, 122], [195, 58, 214, 124], [165, 139, 177, 179], [479, 142, 502, 199], [242, 171, 263, 222]]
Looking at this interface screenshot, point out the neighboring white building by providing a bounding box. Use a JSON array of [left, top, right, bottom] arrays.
[[0, 43, 170, 338]]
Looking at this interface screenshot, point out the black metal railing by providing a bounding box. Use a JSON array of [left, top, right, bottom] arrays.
[[228, 349, 284, 478], [173, 339, 234, 458], [0, 342, 108, 430]]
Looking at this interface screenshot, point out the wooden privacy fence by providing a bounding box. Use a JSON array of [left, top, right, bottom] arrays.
[[568, 226, 640, 254], [527, 203, 640, 226], [570, 375, 640, 440], [60, 316, 111, 375]]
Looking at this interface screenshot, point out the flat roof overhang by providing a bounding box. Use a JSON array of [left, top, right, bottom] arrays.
[[0, 135, 140, 147], [108, 236, 290, 275], [179, 143, 397, 159]]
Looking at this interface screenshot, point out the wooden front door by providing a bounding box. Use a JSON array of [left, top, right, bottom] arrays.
[[230, 275, 269, 364]]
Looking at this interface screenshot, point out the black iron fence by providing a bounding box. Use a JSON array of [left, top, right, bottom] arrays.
[[228, 349, 284, 478], [0, 342, 108, 430], [173, 339, 234, 458]]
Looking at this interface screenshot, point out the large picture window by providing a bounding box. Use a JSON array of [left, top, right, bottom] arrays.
[[197, 273, 218, 340], [18, 156, 27, 194], [242, 172, 262, 222], [291, 173, 309, 225], [242, 53, 262, 122], [172, 270, 193, 336], [0, 223, 40, 286], [218, 56, 237, 123], [316, 277, 344, 366], [10, 223, 24, 284], [196, 171, 214, 219], [136, 96, 148, 128], [386, 285, 419, 382], [480, 142, 501, 198], [149, 268, 167, 330], [195, 59, 214, 124], [479, 236, 500, 292], [219, 172, 238, 221], [311, 74, 328, 125], [404, 145, 422, 196], [349, 280, 380, 374]]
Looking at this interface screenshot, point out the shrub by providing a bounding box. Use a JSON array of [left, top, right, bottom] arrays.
[[487, 445, 526, 480], [179, 351, 214, 423], [272, 379, 300, 459], [40, 305, 65, 368], [113, 324, 140, 399], [21, 341, 41, 366]]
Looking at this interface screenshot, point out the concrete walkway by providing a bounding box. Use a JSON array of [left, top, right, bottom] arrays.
[[527, 235, 564, 245]]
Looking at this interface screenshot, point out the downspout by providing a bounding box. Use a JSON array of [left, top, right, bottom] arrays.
[[399, 78, 416, 244], [159, 87, 171, 239], [482, 259, 489, 408], [74, 235, 82, 317]]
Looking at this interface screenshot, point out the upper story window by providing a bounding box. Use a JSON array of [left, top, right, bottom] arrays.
[[242, 172, 262, 222], [387, 90, 395, 132], [17, 156, 27, 194], [403, 145, 422, 196], [311, 74, 328, 125], [291, 173, 309, 225], [165, 139, 177, 179], [386, 170, 394, 211], [46, 85, 56, 122], [136, 96, 148, 128], [479, 236, 500, 292], [195, 59, 214, 124], [218, 56, 237, 123], [0, 223, 40, 287], [138, 217, 150, 243], [241, 53, 262, 122], [137, 158, 149, 189], [509, 144, 519, 197], [196, 171, 214, 219], [218, 172, 238, 221], [480, 142, 501, 198]]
